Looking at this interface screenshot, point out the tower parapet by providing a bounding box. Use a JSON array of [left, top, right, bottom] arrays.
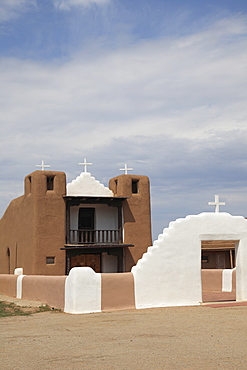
[[109, 174, 152, 270]]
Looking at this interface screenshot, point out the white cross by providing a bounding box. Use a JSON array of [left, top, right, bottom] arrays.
[[35, 160, 51, 171], [79, 158, 92, 173], [208, 195, 225, 213], [119, 164, 133, 175]]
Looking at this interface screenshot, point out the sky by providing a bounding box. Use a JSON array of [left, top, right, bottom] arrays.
[[0, 0, 247, 240]]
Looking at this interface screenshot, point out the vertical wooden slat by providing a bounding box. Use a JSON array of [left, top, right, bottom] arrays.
[[68, 229, 120, 244], [66, 204, 70, 244], [230, 249, 233, 269], [117, 205, 123, 243]]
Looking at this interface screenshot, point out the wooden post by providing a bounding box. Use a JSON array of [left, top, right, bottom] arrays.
[[117, 205, 122, 243], [230, 249, 234, 269], [66, 203, 70, 244]]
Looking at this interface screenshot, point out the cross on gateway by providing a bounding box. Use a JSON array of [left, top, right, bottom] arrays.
[[119, 164, 133, 175], [35, 160, 51, 171], [208, 195, 225, 213], [79, 158, 92, 173]]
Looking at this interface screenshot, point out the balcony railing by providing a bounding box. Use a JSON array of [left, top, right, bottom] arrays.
[[69, 229, 121, 244]]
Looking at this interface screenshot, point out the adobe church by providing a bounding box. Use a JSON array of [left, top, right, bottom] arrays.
[[0, 163, 152, 275]]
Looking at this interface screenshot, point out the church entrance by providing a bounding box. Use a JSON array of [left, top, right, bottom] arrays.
[[70, 254, 101, 273], [65, 247, 124, 274], [201, 240, 237, 302]]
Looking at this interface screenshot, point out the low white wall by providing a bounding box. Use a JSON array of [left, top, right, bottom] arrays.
[[64, 267, 101, 314], [2, 213, 247, 313], [16, 275, 25, 299], [132, 213, 247, 309]]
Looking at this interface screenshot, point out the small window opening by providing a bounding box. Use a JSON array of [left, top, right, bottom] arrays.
[[28, 176, 32, 192], [132, 180, 139, 194], [47, 176, 54, 191], [46, 257, 55, 264], [115, 180, 118, 193], [78, 208, 95, 229], [201, 255, 208, 263]]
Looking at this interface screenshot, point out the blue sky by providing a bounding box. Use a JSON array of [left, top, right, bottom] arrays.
[[1, 0, 247, 239]]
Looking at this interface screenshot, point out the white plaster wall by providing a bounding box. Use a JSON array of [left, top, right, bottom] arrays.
[[132, 213, 247, 309], [101, 252, 118, 273], [14, 268, 23, 275], [70, 206, 79, 230], [64, 267, 101, 314], [16, 274, 25, 299], [70, 204, 118, 230], [67, 172, 113, 196]]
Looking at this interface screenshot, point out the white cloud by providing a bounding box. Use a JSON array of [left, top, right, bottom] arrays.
[[52, 0, 110, 10], [1, 14, 247, 233], [0, 0, 36, 22], [0, 14, 246, 146]]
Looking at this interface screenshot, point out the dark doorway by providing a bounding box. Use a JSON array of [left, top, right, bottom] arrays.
[[78, 208, 95, 243], [78, 208, 95, 229], [201, 240, 237, 303]]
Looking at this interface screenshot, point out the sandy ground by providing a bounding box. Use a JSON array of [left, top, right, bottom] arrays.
[[1, 301, 247, 370]]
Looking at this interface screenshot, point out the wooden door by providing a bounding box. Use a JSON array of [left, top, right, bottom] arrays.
[[70, 254, 101, 273], [86, 254, 101, 273]]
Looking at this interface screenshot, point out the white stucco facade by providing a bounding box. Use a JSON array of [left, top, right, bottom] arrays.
[[66, 172, 113, 197], [132, 212, 247, 309], [64, 267, 101, 314]]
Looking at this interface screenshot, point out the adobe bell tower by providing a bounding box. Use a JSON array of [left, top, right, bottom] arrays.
[[23, 170, 66, 274], [109, 174, 152, 271]]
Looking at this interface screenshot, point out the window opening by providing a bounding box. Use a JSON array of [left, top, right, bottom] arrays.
[[46, 257, 55, 264], [78, 208, 95, 229], [201, 241, 236, 269], [47, 176, 54, 191], [132, 180, 139, 194], [78, 208, 95, 243], [28, 176, 32, 193]]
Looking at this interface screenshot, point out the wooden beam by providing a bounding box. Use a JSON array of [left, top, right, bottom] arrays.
[[201, 240, 238, 250]]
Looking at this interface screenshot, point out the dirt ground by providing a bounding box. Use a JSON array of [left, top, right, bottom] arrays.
[[1, 303, 247, 370]]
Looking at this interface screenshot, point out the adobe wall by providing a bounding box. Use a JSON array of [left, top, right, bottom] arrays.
[[28, 171, 66, 275], [22, 275, 66, 310], [0, 274, 18, 297], [109, 175, 152, 271], [101, 272, 135, 311], [64, 268, 136, 313], [202, 269, 236, 302], [0, 270, 136, 313], [0, 194, 35, 274], [0, 171, 66, 275]]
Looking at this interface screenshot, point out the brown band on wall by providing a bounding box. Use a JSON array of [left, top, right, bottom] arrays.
[[0, 274, 18, 297], [101, 272, 135, 311], [22, 275, 66, 310], [202, 269, 236, 302]]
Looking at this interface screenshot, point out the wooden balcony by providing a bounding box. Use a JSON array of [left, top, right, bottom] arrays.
[[69, 229, 121, 244]]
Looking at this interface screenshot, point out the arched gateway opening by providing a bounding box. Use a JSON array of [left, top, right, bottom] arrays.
[[132, 213, 247, 309], [201, 240, 238, 302]]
